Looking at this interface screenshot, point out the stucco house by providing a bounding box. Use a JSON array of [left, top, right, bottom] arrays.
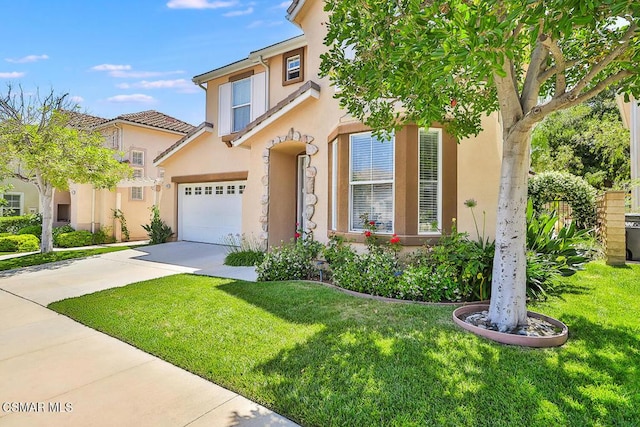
[[154, 0, 504, 249], [59, 110, 195, 240]]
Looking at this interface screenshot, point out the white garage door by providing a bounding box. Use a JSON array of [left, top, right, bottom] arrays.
[[178, 181, 245, 244]]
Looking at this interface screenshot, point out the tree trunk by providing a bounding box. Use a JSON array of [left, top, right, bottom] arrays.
[[488, 127, 532, 331], [39, 180, 55, 253]]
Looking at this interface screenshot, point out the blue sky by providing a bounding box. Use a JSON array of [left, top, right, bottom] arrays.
[[0, 0, 302, 125]]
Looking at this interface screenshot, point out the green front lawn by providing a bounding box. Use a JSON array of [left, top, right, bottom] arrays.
[[0, 246, 131, 271], [49, 262, 640, 426]]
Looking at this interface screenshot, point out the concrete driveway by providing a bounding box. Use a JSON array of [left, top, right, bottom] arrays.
[[0, 242, 297, 427], [0, 241, 257, 306]]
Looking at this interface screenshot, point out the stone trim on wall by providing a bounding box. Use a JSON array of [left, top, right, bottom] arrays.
[[260, 127, 318, 247]]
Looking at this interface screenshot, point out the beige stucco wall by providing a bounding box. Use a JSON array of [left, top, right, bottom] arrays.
[[1, 178, 40, 215], [456, 113, 503, 240]]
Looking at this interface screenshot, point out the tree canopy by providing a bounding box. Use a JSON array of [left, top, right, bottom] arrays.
[[531, 90, 630, 189], [321, 0, 639, 331], [0, 85, 131, 252]]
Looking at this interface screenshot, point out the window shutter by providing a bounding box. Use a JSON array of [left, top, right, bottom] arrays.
[[218, 82, 232, 136], [251, 72, 267, 121], [418, 129, 441, 233]]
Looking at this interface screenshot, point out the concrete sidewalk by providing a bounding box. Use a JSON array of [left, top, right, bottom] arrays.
[[0, 242, 297, 427]]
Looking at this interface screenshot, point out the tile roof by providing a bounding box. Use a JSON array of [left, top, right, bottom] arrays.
[[65, 110, 108, 129], [111, 110, 195, 134]]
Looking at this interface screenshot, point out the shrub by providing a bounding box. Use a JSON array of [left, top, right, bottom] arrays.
[[142, 205, 173, 245], [17, 225, 42, 237], [92, 226, 116, 244], [256, 233, 323, 281], [525, 199, 592, 299], [225, 250, 265, 266], [0, 234, 40, 252], [331, 249, 400, 297], [408, 224, 494, 302], [56, 230, 95, 248], [0, 214, 42, 234], [53, 225, 75, 246], [528, 171, 597, 229]]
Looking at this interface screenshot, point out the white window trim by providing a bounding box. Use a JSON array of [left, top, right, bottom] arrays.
[[132, 168, 144, 179], [131, 187, 144, 201], [348, 131, 395, 233], [131, 150, 145, 167], [1, 192, 24, 216], [417, 127, 443, 235]]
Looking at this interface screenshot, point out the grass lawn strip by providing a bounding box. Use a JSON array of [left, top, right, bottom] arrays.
[[0, 246, 131, 271], [49, 261, 640, 427]]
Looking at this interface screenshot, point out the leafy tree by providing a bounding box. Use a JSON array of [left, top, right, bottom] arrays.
[[0, 85, 131, 253], [531, 89, 630, 189], [321, 1, 640, 331]]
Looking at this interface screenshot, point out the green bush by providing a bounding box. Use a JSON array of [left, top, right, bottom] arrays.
[[224, 250, 265, 266], [142, 205, 173, 245], [92, 227, 116, 244], [53, 225, 75, 246], [331, 249, 400, 297], [0, 234, 40, 252], [257, 235, 323, 281], [0, 214, 42, 234], [17, 225, 42, 237], [56, 230, 95, 248], [528, 171, 597, 229]]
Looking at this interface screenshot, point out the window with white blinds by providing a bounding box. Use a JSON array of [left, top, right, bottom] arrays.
[[349, 132, 394, 232], [418, 128, 442, 233]]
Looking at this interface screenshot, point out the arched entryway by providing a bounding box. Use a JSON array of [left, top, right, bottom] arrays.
[[259, 128, 318, 248]]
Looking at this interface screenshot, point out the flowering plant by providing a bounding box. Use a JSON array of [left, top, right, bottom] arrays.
[[360, 213, 379, 251]]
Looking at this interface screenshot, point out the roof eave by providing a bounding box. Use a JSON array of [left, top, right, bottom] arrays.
[[192, 35, 306, 85], [153, 122, 214, 166], [95, 119, 189, 135], [232, 85, 320, 148], [286, 0, 306, 24]]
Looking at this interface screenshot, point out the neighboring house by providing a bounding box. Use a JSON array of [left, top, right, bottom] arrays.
[[63, 110, 195, 240], [154, 0, 503, 249], [0, 178, 39, 217], [618, 96, 640, 209]]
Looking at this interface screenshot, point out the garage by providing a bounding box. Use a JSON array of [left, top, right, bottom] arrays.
[[177, 181, 245, 244]]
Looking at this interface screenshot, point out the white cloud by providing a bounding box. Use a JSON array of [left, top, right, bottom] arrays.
[[5, 54, 49, 64], [247, 20, 283, 29], [0, 71, 25, 78], [223, 6, 253, 17], [277, 1, 289, 8], [117, 79, 199, 93], [107, 94, 155, 103], [167, 0, 237, 9], [70, 96, 85, 103], [91, 64, 132, 71], [109, 70, 184, 78]]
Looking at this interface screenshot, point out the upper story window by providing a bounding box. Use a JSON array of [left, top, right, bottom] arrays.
[[282, 48, 304, 86], [218, 72, 266, 136], [232, 78, 251, 133], [349, 132, 394, 233], [131, 150, 144, 166], [132, 168, 143, 179]]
